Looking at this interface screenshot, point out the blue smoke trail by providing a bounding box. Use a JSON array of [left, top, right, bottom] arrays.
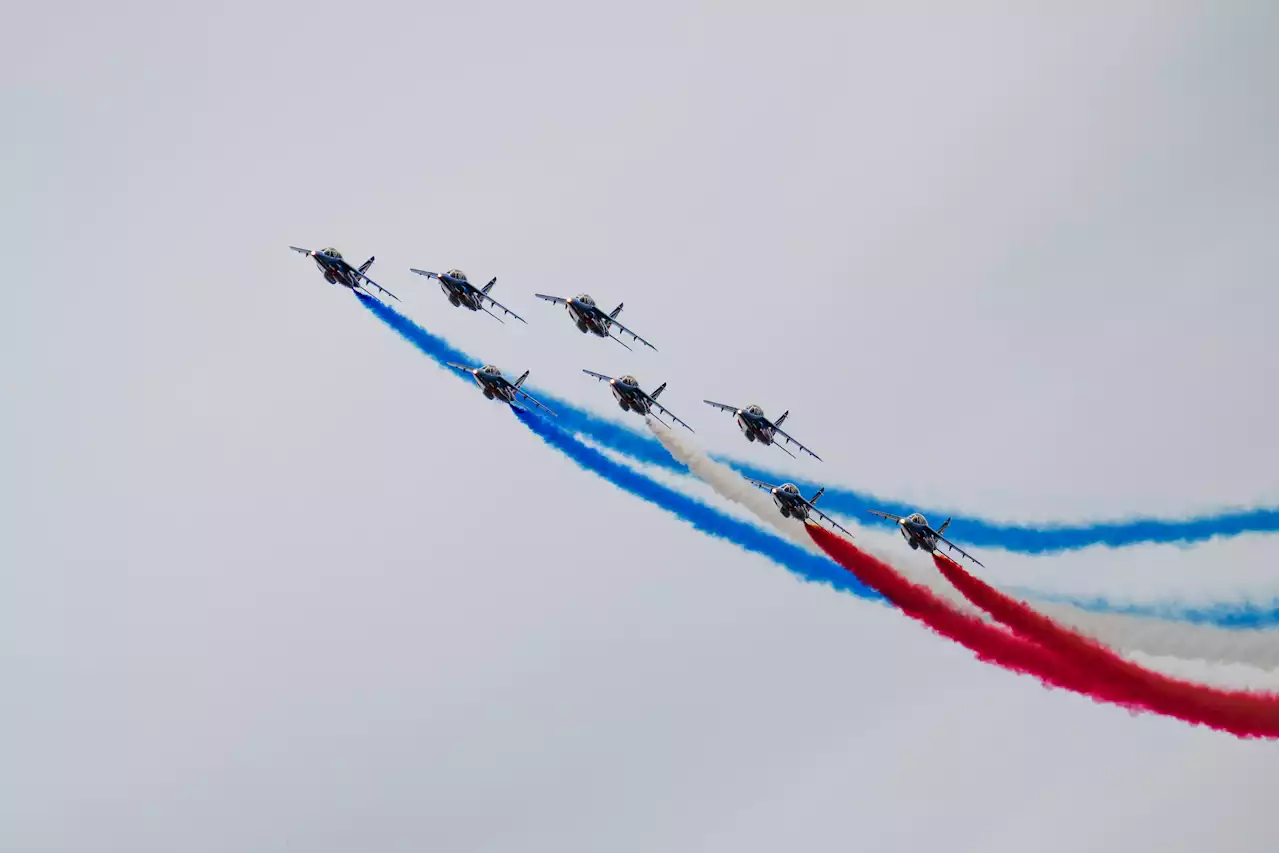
[[356, 294, 1277, 628], [511, 407, 879, 601], [1006, 590, 1279, 631], [534, 387, 1279, 555], [358, 293, 1276, 553]]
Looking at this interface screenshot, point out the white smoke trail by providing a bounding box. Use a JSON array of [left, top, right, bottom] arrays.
[[1035, 602, 1278, 673], [646, 419, 987, 616], [648, 419, 1278, 676], [646, 418, 822, 555]]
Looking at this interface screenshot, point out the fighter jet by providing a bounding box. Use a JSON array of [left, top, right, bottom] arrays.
[[534, 293, 657, 351], [410, 268, 526, 324], [867, 510, 984, 567], [445, 363, 556, 416], [289, 246, 400, 301], [703, 400, 822, 461], [744, 477, 851, 536], [582, 370, 692, 431]]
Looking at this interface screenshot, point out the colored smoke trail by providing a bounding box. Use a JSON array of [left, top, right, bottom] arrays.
[[355, 293, 1278, 555], [512, 407, 880, 601], [649, 418, 988, 617], [355, 294, 1276, 629], [1008, 590, 1279, 632], [536, 383, 1279, 555], [1035, 602, 1278, 672], [803, 523, 1146, 708], [357, 293, 473, 377], [931, 553, 1279, 739], [646, 419, 824, 555]]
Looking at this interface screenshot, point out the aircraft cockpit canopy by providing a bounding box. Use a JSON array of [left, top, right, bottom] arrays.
[[480, 364, 501, 376], [745, 404, 764, 416], [619, 375, 638, 386], [447, 269, 468, 281], [781, 483, 800, 495], [320, 247, 342, 259], [575, 294, 596, 307], [907, 513, 926, 525]]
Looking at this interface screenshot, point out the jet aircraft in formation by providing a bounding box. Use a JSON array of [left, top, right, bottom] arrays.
[[744, 477, 851, 536], [289, 246, 400, 302], [410, 268, 527, 324], [445, 362, 556, 417], [534, 293, 657, 351], [867, 510, 984, 567], [702, 400, 822, 460], [288, 245, 992, 565], [582, 370, 692, 431]]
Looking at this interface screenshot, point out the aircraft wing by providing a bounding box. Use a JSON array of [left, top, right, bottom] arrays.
[[445, 362, 476, 375], [743, 476, 778, 492], [808, 506, 853, 537], [534, 293, 568, 306], [607, 318, 658, 352], [409, 268, 440, 279], [515, 389, 557, 417], [770, 425, 823, 461], [645, 396, 694, 432], [480, 292, 527, 324], [935, 535, 984, 568], [703, 400, 740, 414], [351, 266, 401, 302], [867, 509, 903, 523], [582, 369, 615, 384], [289, 245, 313, 256]]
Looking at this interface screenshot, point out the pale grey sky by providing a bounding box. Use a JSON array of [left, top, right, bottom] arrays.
[[1, 1, 1276, 851]]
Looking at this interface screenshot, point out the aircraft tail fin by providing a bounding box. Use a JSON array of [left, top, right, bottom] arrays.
[[610, 302, 624, 319], [651, 382, 666, 400], [937, 517, 951, 536], [810, 487, 825, 505], [358, 256, 375, 274], [775, 410, 789, 428], [482, 277, 496, 295], [515, 370, 530, 389]]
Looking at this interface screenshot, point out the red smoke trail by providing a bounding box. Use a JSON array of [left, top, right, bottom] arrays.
[[804, 524, 1145, 711], [931, 553, 1279, 739]]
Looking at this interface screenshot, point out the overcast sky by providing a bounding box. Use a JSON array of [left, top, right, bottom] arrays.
[[2, 1, 1276, 851]]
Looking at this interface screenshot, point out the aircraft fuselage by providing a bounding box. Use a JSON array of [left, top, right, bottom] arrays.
[[771, 490, 811, 520], [474, 373, 516, 403], [314, 256, 358, 289], [440, 278, 482, 311], [736, 413, 776, 445], [610, 382, 649, 415], [899, 519, 939, 552], [567, 301, 609, 337]]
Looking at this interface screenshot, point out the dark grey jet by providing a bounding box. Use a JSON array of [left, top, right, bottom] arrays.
[[411, 268, 526, 324], [582, 370, 691, 431], [703, 400, 822, 460], [289, 246, 399, 302], [744, 477, 851, 536], [445, 362, 555, 416], [535, 293, 657, 351], [867, 510, 984, 567]]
